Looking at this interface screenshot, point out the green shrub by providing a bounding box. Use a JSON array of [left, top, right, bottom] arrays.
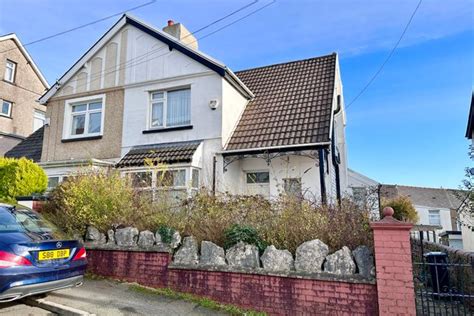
[[382, 196, 419, 223], [157, 225, 175, 243], [42, 171, 373, 252], [0, 157, 47, 203], [224, 224, 268, 253], [42, 169, 139, 234]]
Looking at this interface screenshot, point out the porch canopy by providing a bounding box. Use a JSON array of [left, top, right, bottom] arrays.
[[117, 140, 201, 167], [221, 54, 340, 202]]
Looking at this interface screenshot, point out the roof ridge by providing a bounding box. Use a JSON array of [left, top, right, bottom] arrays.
[[235, 52, 337, 74], [382, 183, 456, 190]]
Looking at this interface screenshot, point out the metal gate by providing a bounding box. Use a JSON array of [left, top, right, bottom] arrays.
[[411, 231, 474, 315]]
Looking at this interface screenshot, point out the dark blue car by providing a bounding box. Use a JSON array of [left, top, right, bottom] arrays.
[[0, 203, 87, 303]]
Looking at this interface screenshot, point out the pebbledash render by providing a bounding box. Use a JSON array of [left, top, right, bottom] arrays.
[[9, 14, 349, 203]]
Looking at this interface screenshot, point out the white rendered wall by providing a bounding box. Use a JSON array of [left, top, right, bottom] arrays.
[[221, 79, 248, 147], [218, 155, 322, 201], [122, 73, 224, 154]]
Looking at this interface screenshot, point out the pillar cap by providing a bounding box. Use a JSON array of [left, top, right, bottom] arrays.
[[382, 207, 394, 217], [370, 206, 413, 230]]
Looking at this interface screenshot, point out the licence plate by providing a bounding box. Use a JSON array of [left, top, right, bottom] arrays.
[[38, 249, 70, 261]]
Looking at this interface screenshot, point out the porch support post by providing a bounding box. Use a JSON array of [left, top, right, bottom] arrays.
[[371, 207, 416, 316], [318, 148, 327, 205]]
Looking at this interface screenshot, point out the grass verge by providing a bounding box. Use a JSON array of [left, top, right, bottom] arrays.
[[129, 283, 266, 316]]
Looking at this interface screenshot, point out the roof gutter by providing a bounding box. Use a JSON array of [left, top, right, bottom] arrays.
[[220, 141, 331, 156], [38, 158, 116, 168]]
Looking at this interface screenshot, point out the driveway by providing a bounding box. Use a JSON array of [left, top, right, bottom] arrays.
[[0, 279, 226, 316]]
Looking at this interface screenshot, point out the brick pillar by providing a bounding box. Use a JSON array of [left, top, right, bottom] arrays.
[[371, 207, 416, 316]]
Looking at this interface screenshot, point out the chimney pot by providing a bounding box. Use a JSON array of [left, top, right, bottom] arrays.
[[168, 20, 174, 26]]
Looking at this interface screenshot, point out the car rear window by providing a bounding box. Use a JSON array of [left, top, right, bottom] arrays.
[[0, 206, 63, 239]]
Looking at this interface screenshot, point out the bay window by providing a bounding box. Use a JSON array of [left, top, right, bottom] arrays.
[[125, 167, 200, 199], [64, 95, 104, 139], [149, 88, 191, 129]]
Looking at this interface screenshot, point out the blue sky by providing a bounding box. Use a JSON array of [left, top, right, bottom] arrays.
[[0, 0, 472, 188]]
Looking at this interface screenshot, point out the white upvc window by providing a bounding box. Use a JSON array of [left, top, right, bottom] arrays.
[[157, 169, 186, 188], [33, 110, 46, 131], [4, 60, 16, 83], [123, 166, 200, 197], [429, 210, 441, 226], [1, 100, 12, 117], [149, 88, 191, 129], [47, 175, 70, 191], [246, 171, 270, 197], [63, 95, 105, 139]]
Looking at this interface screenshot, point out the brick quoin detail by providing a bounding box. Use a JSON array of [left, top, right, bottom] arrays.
[[370, 207, 416, 316], [86, 250, 378, 315]]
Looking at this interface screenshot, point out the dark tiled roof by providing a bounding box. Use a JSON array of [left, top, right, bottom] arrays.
[[117, 140, 201, 167], [4, 126, 44, 162], [226, 53, 337, 151], [380, 184, 463, 210]]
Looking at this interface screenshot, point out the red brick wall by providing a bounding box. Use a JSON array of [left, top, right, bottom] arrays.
[[86, 250, 378, 315], [371, 218, 416, 316], [168, 268, 378, 315]]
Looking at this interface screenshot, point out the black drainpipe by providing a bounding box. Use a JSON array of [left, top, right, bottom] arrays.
[[318, 148, 327, 205], [331, 129, 342, 202]]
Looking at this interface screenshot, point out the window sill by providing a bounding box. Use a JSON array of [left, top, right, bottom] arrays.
[[2, 79, 16, 85], [61, 135, 102, 143], [142, 125, 193, 134], [0, 114, 12, 120]]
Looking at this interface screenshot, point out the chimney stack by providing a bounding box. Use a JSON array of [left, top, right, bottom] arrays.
[[162, 20, 198, 50]]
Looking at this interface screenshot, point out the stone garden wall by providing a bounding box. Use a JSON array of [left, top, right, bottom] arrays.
[[83, 209, 417, 315], [86, 248, 378, 315], [84, 227, 378, 315]]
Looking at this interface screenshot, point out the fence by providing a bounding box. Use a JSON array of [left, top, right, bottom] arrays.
[[411, 233, 474, 315]]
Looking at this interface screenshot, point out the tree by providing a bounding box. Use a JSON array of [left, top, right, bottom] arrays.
[[454, 166, 474, 231], [382, 196, 419, 223], [0, 157, 47, 203]]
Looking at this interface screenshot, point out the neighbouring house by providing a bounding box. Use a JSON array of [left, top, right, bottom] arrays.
[[347, 168, 380, 219], [380, 184, 465, 249], [7, 14, 348, 203], [0, 34, 49, 156]]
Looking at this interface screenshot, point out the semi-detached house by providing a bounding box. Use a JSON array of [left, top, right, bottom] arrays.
[[8, 14, 349, 203]]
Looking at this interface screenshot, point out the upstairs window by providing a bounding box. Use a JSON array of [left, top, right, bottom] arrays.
[[429, 210, 441, 226], [64, 95, 104, 139], [150, 88, 191, 129], [33, 110, 46, 131], [4, 60, 16, 83], [1, 100, 12, 117]]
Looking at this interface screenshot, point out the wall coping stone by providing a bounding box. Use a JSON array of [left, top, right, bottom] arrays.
[[168, 263, 376, 285], [85, 242, 172, 253]]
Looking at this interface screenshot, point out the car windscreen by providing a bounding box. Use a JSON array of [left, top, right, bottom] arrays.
[[0, 206, 64, 239]]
